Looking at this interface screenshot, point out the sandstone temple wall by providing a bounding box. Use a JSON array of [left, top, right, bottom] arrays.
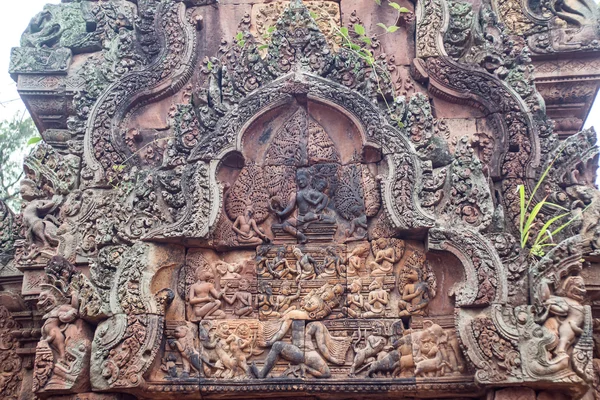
[[1, 0, 600, 399]]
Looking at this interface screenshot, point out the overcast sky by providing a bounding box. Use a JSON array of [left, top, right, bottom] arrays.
[[0, 1, 598, 133]]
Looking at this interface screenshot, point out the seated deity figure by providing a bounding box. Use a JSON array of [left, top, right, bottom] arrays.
[[255, 246, 273, 278], [275, 281, 301, 314], [319, 246, 345, 278], [293, 247, 318, 280], [189, 268, 225, 321], [270, 170, 332, 243], [257, 281, 279, 319], [346, 243, 370, 276], [272, 247, 296, 279], [541, 275, 587, 358], [344, 205, 368, 242], [398, 266, 431, 317], [232, 204, 270, 246], [307, 178, 336, 224], [368, 238, 402, 276], [344, 278, 365, 318], [363, 277, 389, 318], [223, 279, 254, 317]]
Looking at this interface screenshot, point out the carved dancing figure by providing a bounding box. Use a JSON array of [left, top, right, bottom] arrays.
[[223, 279, 253, 317], [38, 285, 78, 362], [189, 268, 225, 321], [225, 323, 254, 378], [363, 277, 389, 318], [232, 204, 270, 245], [541, 275, 587, 358]]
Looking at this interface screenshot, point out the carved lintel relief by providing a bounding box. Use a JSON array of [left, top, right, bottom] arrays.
[[4, 0, 600, 398]]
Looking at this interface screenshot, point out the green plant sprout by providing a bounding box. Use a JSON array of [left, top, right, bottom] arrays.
[[517, 147, 589, 258]]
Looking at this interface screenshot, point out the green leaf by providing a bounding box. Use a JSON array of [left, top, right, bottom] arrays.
[[309, 11, 318, 19], [236, 31, 243, 40], [387, 25, 400, 33], [522, 198, 547, 247], [207, 61, 213, 71], [361, 37, 372, 46], [350, 43, 361, 51], [518, 185, 526, 238], [533, 212, 570, 247], [340, 27, 349, 38], [354, 24, 366, 36], [397, 121, 405, 128], [238, 39, 246, 47], [389, 2, 401, 10], [377, 22, 388, 31], [267, 26, 276, 33], [258, 44, 269, 50], [398, 6, 411, 13], [112, 164, 126, 172], [27, 136, 42, 145], [374, 0, 382, 5]]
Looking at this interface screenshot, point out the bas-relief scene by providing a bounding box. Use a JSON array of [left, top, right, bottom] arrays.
[[1, 0, 600, 399]]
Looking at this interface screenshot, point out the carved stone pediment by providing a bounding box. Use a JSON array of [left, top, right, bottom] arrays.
[[4, 0, 600, 399]]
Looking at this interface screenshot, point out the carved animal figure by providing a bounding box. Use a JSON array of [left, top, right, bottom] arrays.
[[349, 322, 387, 376], [23, 199, 59, 248]]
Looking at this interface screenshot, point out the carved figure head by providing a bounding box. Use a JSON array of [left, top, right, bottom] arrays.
[[276, 246, 286, 258], [562, 275, 587, 302], [372, 321, 385, 336], [280, 281, 293, 295], [325, 246, 336, 256], [375, 238, 388, 250], [292, 247, 303, 258], [196, 268, 214, 283], [239, 278, 250, 291], [37, 285, 66, 314], [369, 277, 383, 291], [349, 278, 362, 293], [173, 325, 190, 339], [313, 178, 327, 192], [296, 170, 309, 189], [235, 323, 251, 338], [216, 322, 230, 338], [259, 280, 273, 295]]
